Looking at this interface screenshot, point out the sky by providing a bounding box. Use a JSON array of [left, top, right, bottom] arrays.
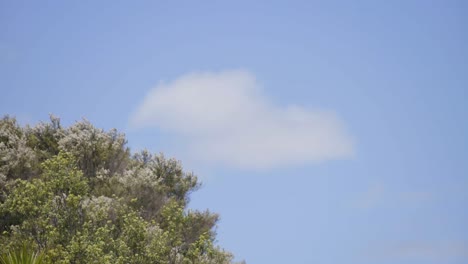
[[1, 0, 467, 263]]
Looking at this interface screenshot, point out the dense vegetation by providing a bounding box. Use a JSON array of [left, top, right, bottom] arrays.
[[0, 115, 238, 264]]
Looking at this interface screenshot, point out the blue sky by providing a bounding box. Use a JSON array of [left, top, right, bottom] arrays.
[[1, 1, 467, 263]]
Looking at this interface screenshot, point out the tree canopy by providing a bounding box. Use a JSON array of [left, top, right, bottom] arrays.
[[0, 115, 238, 264]]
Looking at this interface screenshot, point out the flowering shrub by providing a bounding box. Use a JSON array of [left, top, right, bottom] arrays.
[[0, 116, 234, 264]]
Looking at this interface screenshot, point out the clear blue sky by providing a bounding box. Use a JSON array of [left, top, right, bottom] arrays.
[[1, 1, 467, 263]]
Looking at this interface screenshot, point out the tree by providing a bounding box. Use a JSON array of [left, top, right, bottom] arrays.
[[0, 115, 237, 264]]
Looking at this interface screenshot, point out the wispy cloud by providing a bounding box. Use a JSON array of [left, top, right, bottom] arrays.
[[131, 70, 354, 169], [352, 183, 435, 210], [365, 240, 468, 262], [0, 43, 17, 63], [353, 183, 385, 209]]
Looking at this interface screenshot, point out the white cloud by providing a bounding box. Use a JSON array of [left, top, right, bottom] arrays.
[[131, 69, 354, 169]]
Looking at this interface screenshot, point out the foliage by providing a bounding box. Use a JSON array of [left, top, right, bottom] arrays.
[[0, 115, 236, 263], [0, 245, 45, 264]]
